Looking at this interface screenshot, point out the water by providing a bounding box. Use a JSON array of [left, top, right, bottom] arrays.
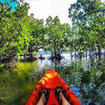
[[0, 54, 105, 105]]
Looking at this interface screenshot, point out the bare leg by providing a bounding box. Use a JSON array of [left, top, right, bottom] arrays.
[[36, 93, 46, 105], [59, 92, 71, 105], [37, 88, 71, 105]]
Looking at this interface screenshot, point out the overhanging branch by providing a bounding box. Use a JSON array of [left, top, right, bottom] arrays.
[[81, 9, 105, 18]]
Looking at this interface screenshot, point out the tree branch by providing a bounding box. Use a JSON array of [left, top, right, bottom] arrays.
[[81, 9, 105, 18]]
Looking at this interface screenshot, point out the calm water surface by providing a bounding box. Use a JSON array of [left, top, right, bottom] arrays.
[[0, 54, 105, 105]]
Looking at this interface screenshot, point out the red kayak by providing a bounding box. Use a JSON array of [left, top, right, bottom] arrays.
[[26, 69, 81, 105]]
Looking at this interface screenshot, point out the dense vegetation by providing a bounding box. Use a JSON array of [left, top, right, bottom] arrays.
[[68, 0, 105, 59], [0, 0, 105, 66]]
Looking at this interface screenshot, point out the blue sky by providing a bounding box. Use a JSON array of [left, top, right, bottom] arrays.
[[0, 0, 17, 10]]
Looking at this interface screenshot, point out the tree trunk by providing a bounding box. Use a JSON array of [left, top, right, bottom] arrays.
[[104, 49, 105, 59], [75, 49, 76, 59], [54, 39, 57, 59], [97, 45, 101, 61], [79, 49, 82, 60], [24, 53, 26, 62], [71, 51, 72, 60], [86, 50, 87, 61], [95, 50, 97, 60]]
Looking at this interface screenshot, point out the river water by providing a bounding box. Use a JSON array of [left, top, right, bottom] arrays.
[[0, 54, 105, 105]]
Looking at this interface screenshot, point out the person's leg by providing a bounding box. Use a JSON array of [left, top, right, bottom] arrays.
[[37, 88, 71, 105], [36, 93, 46, 105], [55, 88, 71, 105], [59, 92, 71, 105]]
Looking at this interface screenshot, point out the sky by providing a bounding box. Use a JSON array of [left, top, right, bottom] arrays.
[[0, 0, 17, 10], [1, 0, 105, 25], [25, 0, 76, 25]]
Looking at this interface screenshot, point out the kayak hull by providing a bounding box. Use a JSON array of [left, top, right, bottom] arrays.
[[26, 69, 81, 105]]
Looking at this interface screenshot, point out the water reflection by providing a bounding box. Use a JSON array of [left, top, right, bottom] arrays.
[[37, 55, 52, 70], [37, 54, 94, 69]]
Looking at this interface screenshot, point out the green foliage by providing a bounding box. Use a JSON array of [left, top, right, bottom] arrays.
[[0, 1, 47, 61], [28, 15, 45, 53], [45, 16, 71, 55], [68, 0, 105, 53], [1, 0, 105, 62], [0, 1, 31, 60]]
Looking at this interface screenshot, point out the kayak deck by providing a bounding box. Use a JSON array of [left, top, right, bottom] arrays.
[[26, 69, 81, 105]]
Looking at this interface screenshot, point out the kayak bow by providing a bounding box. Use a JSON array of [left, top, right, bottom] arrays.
[[26, 69, 81, 105]]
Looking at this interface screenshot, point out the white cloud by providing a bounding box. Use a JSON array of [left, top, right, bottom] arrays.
[[101, 0, 105, 2], [25, 0, 76, 25], [27, 0, 50, 20], [51, 0, 77, 25]]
